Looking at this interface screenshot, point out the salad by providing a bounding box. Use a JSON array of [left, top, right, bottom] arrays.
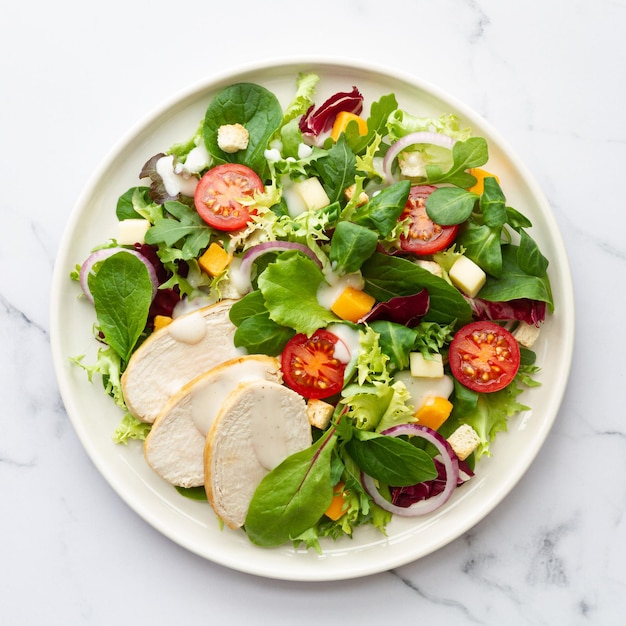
[[72, 73, 553, 552]]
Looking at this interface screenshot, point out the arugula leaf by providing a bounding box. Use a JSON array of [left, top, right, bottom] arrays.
[[88, 252, 152, 363], [145, 200, 212, 260], [245, 429, 337, 547], [257, 254, 339, 335], [229, 291, 295, 355], [361, 252, 473, 326], [203, 83, 283, 176], [352, 180, 411, 237], [346, 430, 437, 486], [329, 221, 378, 275]]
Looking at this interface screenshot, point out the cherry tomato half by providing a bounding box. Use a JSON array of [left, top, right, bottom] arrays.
[[281, 329, 347, 399], [449, 321, 521, 393], [399, 185, 459, 255], [194, 163, 264, 231]]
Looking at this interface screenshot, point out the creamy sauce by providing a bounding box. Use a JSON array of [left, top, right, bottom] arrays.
[[327, 323, 361, 364], [191, 359, 277, 436], [394, 370, 454, 411], [250, 384, 290, 471], [156, 154, 199, 197], [317, 272, 365, 309], [175, 143, 210, 175], [226, 257, 253, 296], [168, 311, 207, 344]]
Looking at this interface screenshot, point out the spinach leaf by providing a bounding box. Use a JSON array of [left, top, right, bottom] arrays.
[[329, 221, 379, 275], [145, 200, 212, 260], [257, 254, 339, 335], [116, 186, 151, 220], [346, 430, 437, 486], [361, 253, 473, 326], [425, 186, 478, 225], [203, 83, 283, 176], [352, 180, 411, 237], [480, 176, 508, 228], [517, 229, 549, 277], [345, 93, 398, 154], [478, 244, 554, 310], [456, 220, 504, 277], [245, 429, 337, 547], [89, 252, 153, 363], [229, 291, 295, 356], [312, 135, 357, 203]]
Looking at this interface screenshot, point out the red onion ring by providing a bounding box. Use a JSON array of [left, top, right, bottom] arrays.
[[361, 423, 460, 516], [382, 131, 457, 183], [79, 247, 159, 303]]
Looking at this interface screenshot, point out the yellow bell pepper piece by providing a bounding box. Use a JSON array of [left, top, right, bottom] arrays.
[[331, 112, 368, 141], [153, 315, 173, 332], [467, 168, 500, 195], [331, 286, 375, 323], [325, 481, 348, 521], [199, 242, 231, 277], [414, 396, 453, 431]]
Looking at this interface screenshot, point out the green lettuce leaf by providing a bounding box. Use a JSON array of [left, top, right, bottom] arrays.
[[257, 254, 338, 335]]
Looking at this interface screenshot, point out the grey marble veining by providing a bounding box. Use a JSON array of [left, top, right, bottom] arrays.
[[2, 0, 626, 624]]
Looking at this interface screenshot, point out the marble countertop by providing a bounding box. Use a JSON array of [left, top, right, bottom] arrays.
[[3, 0, 624, 623]]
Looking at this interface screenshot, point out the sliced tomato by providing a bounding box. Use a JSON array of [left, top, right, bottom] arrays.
[[399, 185, 459, 255], [194, 163, 263, 231], [449, 321, 521, 393], [281, 329, 347, 399]]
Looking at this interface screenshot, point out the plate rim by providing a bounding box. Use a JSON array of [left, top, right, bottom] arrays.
[[50, 55, 575, 581]]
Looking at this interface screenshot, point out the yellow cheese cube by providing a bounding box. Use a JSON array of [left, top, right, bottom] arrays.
[[409, 352, 444, 378], [199, 242, 231, 277], [331, 287, 375, 323]]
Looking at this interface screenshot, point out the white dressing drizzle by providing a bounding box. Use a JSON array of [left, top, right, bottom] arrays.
[[191, 360, 276, 436], [168, 311, 207, 344], [250, 384, 290, 471]]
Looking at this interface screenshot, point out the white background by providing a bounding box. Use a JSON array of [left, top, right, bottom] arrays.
[[2, 1, 625, 624]]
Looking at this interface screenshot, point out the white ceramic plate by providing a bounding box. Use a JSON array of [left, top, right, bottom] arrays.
[[50, 58, 574, 581]]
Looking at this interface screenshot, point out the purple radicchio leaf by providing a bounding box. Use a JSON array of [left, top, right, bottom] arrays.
[[466, 297, 546, 327], [390, 457, 474, 508], [140, 153, 178, 204], [299, 86, 364, 138], [361, 289, 429, 328]]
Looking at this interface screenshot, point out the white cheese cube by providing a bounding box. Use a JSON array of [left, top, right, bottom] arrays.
[[409, 352, 444, 378], [117, 219, 150, 245], [293, 177, 331, 211], [449, 255, 486, 298]]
